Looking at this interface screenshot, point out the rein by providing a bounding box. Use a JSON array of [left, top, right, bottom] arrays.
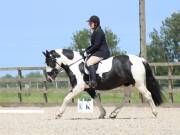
[[55, 57, 84, 72], [47, 51, 89, 73]]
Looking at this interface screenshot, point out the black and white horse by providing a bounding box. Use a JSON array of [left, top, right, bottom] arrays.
[[43, 49, 163, 119]]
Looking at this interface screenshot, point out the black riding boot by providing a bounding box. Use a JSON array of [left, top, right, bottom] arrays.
[[87, 65, 97, 88]]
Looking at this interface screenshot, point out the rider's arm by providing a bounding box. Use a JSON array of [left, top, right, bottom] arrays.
[[86, 30, 103, 54]]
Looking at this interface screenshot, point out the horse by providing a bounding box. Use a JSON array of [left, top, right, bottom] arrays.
[[43, 49, 163, 119]]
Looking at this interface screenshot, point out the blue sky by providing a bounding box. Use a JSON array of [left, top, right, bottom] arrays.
[[0, 0, 179, 67]]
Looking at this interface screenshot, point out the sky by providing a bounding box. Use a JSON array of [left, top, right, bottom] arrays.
[[0, 0, 179, 67]]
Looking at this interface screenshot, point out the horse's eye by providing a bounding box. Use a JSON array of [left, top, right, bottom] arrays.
[[52, 68, 58, 74], [46, 58, 56, 68]]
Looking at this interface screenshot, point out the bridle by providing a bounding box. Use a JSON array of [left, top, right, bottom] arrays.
[[48, 56, 84, 73]]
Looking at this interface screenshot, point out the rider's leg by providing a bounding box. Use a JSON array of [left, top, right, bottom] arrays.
[[86, 56, 103, 88]]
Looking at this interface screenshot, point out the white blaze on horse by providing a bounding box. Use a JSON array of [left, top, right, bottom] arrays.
[[43, 49, 163, 119]]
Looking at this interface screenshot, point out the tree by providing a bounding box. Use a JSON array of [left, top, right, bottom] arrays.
[[71, 28, 90, 51], [71, 28, 124, 56], [26, 72, 43, 78], [147, 12, 180, 62], [104, 27, 123, 55], [161, 12, 180, 62], [147, 12, 180, 86], [0, 74, 15, 88], [2, 74, 13, 78], [147, 29, 166, 62]]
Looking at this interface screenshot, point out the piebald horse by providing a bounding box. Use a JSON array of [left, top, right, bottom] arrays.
[[43, 49, 163, 119]]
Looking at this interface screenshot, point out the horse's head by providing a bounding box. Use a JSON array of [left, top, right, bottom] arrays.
[[43, 49, 82, 82], [43, 50, 62, 82]]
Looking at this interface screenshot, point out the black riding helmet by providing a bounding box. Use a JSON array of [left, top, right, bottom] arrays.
[[87, 15, 100, 27]]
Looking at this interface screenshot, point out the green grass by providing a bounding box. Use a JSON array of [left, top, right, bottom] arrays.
[[0, 89, 180, 105], [130, 91, 141, 104], [47, 91, 67, 103], [0, 91, 19, 103], [22, 92, 44, 103], [169, 91, 180, 103], [0, 89, 68, 104]]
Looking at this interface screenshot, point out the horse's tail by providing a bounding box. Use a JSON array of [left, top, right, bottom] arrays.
[[143, 61, 163, 106]]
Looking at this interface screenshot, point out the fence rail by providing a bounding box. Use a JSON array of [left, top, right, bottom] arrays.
[[150, 62, 180, 103], [0, 62, 180, 103], [0, 66, 68, 103]]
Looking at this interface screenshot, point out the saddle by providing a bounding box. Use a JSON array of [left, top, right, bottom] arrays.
[[79, 57, 113, 78]]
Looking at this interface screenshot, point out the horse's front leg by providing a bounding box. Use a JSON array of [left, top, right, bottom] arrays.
[[56, 84, 85, 119], [86, 89, 106, 119]]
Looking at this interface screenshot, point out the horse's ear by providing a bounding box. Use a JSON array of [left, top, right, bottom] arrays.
[[45, 50, 50, 57], [42, 51, 46, 57], [46, 50, 49, 54]]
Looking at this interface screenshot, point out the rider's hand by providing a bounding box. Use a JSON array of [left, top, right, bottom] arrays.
[[84, 51, 88, 57]]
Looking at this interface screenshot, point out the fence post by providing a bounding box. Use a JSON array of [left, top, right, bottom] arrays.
[[55, 82, 58, 89], [168, 66, 173, 103], [152, 66, 156, 76], [17, 69, 23, 102], [43, 69, 48, 103], [36, 82, 38, 89]]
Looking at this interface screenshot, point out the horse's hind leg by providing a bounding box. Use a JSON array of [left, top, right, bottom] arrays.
[[86, 89, 106, 119], [135, 83, 158, 117], [94, 93, 106, 119], [109, 86, 132, 118]]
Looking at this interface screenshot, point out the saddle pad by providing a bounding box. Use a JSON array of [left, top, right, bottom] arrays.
[[85, 57, 113, 77]]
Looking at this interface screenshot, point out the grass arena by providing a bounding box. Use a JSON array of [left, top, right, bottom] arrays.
[[0, 106, 180, 135]]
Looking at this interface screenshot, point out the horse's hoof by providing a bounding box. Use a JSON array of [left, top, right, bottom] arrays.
[[98, 115, 105, 119], [98, 111, 106, 119], [55, 114, 62, 119], [153, 111, 158, 117], [109, 112, 117, 119], [109, 115, 116, 119]]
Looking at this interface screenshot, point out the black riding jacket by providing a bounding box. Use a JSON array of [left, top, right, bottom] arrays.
[[86, 26, 110, 59]]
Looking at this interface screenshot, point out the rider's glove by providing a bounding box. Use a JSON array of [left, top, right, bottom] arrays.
[[84, 51, 88, 57]]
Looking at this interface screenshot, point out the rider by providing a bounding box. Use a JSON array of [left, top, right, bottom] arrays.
[[85, 15, 110, 88]]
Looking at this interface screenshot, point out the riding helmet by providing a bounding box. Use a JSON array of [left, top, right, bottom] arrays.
[[87, 15, 100, 26]]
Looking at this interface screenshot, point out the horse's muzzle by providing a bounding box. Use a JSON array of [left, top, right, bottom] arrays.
[[47, 75, 54, 82]]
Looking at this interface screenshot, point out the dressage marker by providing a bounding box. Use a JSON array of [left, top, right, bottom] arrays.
[[77, 98, 93, 113]]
